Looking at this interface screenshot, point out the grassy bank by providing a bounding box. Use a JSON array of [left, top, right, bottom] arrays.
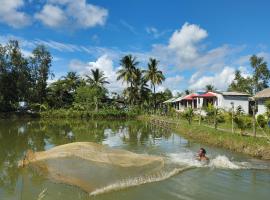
[[140, 115, 270, 160], [40, 109, 138, 119], [0, 112, 40, 119]]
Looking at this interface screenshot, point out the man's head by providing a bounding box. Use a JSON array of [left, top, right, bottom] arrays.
[[198, 148, 206, 157]]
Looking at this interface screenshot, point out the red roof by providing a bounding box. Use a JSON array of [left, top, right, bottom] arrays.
[[193, 92, 217, 98], [183, 93, 198, 100]]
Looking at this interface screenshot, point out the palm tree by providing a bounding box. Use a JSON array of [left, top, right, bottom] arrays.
[[86, 68, 109, 111], [63, 72, 83, 92], [205, 84, 215, 92], [144, 58, 165, 110], [117, 55, 139, 88], [86, 68, 109, 88], [117, 55, 139, 105]]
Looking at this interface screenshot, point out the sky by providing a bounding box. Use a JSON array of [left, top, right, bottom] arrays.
[[1, 0, 270, 95]]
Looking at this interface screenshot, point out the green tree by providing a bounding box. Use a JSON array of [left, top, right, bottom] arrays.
[[63, 72, 84, 92], [74, 86, 106, 111], [117, 55, 139, 105], [86, 69, 109, 111], [86, 68, 109, 89], [30, 45, 52, 103], [0, 40, 31, 111], [228, 70, 253, 94], [250, 55, 270, 93], [185, 90, 190, 95], [143, 58, 165, 110], [205, 84, 215, 92]]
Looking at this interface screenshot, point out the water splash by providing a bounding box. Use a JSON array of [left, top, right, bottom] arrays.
[[168, 152, 249, 169], [209, 155, 242, 169], [89, 153, 251, 196]]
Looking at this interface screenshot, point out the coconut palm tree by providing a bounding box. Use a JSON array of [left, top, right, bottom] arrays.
[[205, 84, 215, 92], [86, 69, 109, 111], [63, 72, 83, 92], [117, 55, 139, 105], [86, 68, 109, 89], [143, 58, 165, 110], [117, 55, 139, 88]]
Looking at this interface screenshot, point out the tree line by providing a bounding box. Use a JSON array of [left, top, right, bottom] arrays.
[[228, 55, 270, 95], [0, 40, 172, 112]]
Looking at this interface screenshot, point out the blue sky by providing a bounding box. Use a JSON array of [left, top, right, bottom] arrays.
[[1, 0, 270, 94]]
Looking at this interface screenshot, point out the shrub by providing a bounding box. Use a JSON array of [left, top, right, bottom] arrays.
[[257, 114, 267, 128], [182, 108, 194, 125], [234, 115, 252, 134]]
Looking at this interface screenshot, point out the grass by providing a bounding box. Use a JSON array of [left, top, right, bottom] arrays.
[[141, 115, 270, 160], [40, 109, 138, 119]]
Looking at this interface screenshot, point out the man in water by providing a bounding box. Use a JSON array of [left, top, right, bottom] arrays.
[[197, 148, 209, 161]]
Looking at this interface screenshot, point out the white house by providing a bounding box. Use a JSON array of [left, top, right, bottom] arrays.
[[164, 91, 251, 114], [254, 88, 270, 115], [214, 91, 250, 113]]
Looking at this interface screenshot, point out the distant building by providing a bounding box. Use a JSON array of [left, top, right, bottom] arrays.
[[164, 91, 251, 114], [254, 88, 270, 115]]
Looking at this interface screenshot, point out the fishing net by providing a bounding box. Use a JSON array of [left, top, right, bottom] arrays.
[[19, 142, 166, 195]]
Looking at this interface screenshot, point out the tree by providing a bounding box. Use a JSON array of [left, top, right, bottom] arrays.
[[47, 72, 85, 108], [30, 45, 52, 103], [143, 58, 165, 110], [185, 90, 190, 95], [63, 72, 84, 92], [86, 69, 109, 111], [250, 55, 270, 93], [74, 86, 106, 111], [86, 68, 109, 89], [228, 55, 270, 95], [205, 84, 215, 92], [0, 40, 31, 111], [228, 70, 253, 94], [117, 55, 139, 105], [117, 55, 138, 87]]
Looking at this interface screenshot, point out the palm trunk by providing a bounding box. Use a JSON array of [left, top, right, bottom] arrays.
[[94, 97, 98, 112], [153, 84, 156, 113]]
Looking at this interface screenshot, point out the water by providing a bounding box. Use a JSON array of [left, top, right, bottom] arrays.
[[0, 119, 269, 200]]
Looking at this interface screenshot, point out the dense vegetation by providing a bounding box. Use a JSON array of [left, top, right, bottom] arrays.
[[228, 55, 270, 95], [0, 40, 172, 116], [145, 115, 270, 159]]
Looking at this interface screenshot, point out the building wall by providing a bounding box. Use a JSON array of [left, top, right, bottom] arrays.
[[218, 95, 249, 114], [257, 99, 267, 115]]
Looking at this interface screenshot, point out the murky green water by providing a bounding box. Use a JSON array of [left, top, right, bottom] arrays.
[[0, 119, 269, 200]]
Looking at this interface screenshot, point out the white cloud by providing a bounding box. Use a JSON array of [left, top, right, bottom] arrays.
[[157, 75, 184, 93], [69, 55, 124, 92], [35, 0, 108, 28], [0, 0, 31, 28], [146, 26, 170, 39], [35, 4, 67, 27], [120, 20, 137, 34], [168, 22, 208, 61], [150, 23, 246, 76], [189, 66, 236, 90]]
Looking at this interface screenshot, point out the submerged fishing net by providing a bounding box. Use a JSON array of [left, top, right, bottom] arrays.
[[19, 142, 169, 195]]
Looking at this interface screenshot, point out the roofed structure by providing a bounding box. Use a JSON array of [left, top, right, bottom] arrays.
[[219, 91, 250, 96], [254, 88, 270, 99]]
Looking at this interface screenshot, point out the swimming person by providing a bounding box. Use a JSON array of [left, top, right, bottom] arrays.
[[197, 148, 209, 162]]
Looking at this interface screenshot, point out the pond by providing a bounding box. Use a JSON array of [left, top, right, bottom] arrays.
[[0, 119, 269, 200]]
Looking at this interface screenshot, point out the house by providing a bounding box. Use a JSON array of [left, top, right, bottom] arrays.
[[254, 88, 270, 115], [214, 91, 251, 113], [164, 91, 251, 114]]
